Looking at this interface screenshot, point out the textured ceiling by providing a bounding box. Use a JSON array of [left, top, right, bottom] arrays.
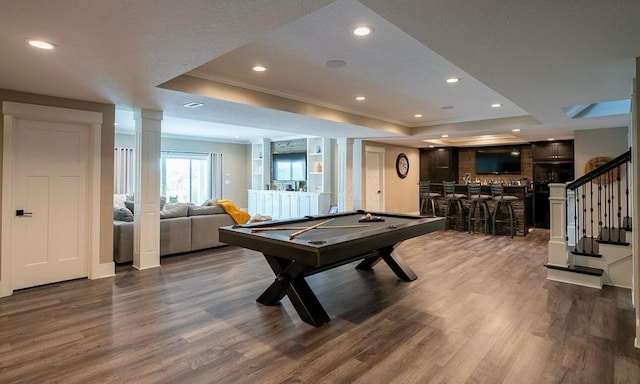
[[1, 0, 638, 147]]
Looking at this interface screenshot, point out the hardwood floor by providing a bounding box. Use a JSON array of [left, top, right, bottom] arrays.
[[1, 229, 640, 383]]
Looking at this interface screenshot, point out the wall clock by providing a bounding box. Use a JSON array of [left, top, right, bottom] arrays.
[[396, 153, 409, 179], [584, 156, 615, 184]]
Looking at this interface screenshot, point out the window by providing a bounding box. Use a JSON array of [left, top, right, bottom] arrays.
[[114, 149, 223, 205], [272, 153, 306, 181], [161, 152, 209, 204]]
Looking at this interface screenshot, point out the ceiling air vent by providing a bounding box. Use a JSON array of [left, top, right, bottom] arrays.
[[183, 102, 204, 108]]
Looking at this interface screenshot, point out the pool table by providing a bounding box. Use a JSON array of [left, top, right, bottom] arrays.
[[218, 210, 445, 326]]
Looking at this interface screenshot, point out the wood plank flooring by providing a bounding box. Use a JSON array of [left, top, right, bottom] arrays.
[[1, 229, 640, 383]]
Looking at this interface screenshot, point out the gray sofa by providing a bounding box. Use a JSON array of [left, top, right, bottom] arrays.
[[113, 204, 236, 263]]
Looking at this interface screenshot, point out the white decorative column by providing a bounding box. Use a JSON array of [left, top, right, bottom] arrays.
[[351, 140, 364, 210], [630, 64, 639, 348], [548, 183, 569, 266], [133, 109, 162, 270], [337, 138, 354, 211], [566, 187, 576, 247]]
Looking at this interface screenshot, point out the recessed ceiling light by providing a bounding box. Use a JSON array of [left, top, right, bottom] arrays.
[[414, 114, 423, 118], [353, 26, 374, 36], [440, 105, 454, 110], [512, 128, 521, 132], [355, 96, 366, 101], [183, 101, 204, 108], [491, 103, 502, 108], [441, 134, 449, 138], [325, 60, 346, 69], [252, 65, 267, 72], [429, 145, 435, 148], [28, 40, 55, 50], [114, 122, 119, 126], [234, 136, 240, 138], [446, 77, 460, 84], [547, 137, 555, 141]]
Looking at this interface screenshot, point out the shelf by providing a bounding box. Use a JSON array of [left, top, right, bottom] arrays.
[[305, 137, 331, 194], [251, 140, 270, 190]]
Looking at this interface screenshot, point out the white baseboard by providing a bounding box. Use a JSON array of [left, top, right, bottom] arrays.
[[133, 263, 161, 271], [91, 262, 115, 279]]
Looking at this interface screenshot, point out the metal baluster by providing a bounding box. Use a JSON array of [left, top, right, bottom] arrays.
[[610, 169, 616, 239], [604, 176, 609, 241], [575, 187, 581, 253], [582, 185, 587, 252], [598, 176, 602, 241], [573, 188, 580, 250], [617, 165, 622, 242], [590, 181, 594, 252], [626, 161, 630, 230]]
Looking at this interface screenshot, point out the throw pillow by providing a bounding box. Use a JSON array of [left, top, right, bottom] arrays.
[[160, 203, 189, 219], [201, 198, 219, 207], [113, 207, 134, 222], [124, 200, 134, 214], [188, 205, 225, 216], [124, 197, 167, 212], [160, 196, 166, 211], [113, 194, 129, 209]]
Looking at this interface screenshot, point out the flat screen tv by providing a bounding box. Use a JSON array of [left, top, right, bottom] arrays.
[[272, 152, 306, 181], [475, 150, 521, 174]]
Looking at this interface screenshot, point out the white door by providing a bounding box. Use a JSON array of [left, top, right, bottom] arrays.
[[12, 119, 89, 290], [365, 149, 384, 211]]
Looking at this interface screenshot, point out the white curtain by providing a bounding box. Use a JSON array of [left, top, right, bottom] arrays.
[[114, 147, 135, 194], [210, 153, 223, 199]]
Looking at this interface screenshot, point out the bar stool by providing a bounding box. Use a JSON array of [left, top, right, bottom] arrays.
[[490, 183, 518, 238], [443, 181, 466, 231], [467, 182, 492, 235], [419, 181, 441, 217]]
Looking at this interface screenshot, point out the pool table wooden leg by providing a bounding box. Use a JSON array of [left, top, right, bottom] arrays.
[[355, 254, 382, 270], [381, 245, 417, 281], [354, 245, 417, 282], [257, 254, 331, 327]]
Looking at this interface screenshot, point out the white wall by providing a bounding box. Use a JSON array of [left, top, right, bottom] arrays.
[[574, 126, 629, 178], [115, 133, 250, 208], [573, 126, 630, 237]]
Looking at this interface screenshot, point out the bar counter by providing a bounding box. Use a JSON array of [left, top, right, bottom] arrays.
[[426, 183, 531, 236]]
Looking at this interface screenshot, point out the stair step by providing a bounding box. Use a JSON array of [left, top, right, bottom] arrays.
[[570, 250, 602, 257], [598, 227, 628, 243], [596, 239, 630, 246], [544, 264, 604, 276], [545, 264, 603, 289], [573, 237, 600, 255]]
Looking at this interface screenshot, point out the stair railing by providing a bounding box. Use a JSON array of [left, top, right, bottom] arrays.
[[565, 149, 632, 255]]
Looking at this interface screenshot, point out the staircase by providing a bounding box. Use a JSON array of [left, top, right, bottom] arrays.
[[545, 150, 633, 289]]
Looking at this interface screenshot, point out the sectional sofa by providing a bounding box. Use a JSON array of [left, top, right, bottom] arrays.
[[112, 202, 235, 263]]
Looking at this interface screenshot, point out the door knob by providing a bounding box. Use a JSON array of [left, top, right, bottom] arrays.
[[16, 209, 32, 217]]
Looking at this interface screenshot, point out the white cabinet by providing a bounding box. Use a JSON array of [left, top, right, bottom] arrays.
[[279, 192, 299, 219], [262, 191, 278, 217], [247, 190, 331, 219], [298, 193, 314, 217]]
